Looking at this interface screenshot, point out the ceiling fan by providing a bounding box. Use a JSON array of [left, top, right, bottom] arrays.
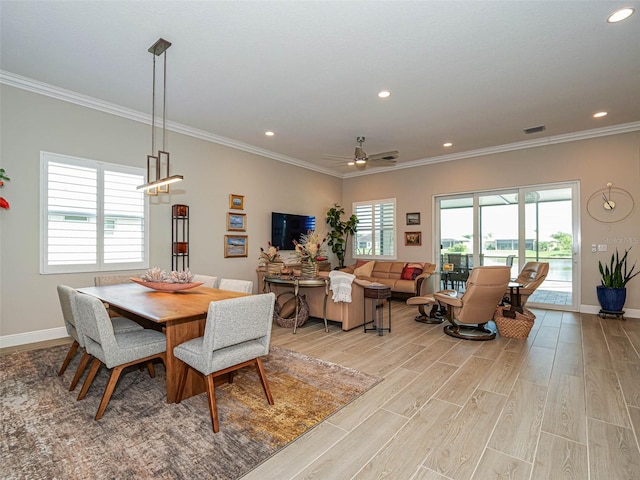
[[324, 136, 398, 169]]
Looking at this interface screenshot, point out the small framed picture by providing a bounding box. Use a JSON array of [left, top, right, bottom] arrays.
[[406, 212, 420, 225], [227, 212, 246, 232], [404, 231, 422, 246], [229, 194, 244, 210], [224, 235, 248, 258]]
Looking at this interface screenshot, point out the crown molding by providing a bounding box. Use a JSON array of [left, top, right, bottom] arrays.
[[0, 70, 341, 178], [343, 121, 640, 178], [3, 70, 637, 181]]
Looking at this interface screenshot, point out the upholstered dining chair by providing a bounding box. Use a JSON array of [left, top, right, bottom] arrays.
[[74, 293, 167, 420], [435, 266, 511, 340], [193, 274, 219, 288], [174, 293, 276, 433], [218, 278, 253, 293], [57, 285, 143, 391], [507, 261, 549, 307]]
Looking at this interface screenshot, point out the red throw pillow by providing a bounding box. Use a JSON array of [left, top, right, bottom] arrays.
[[401, 266, 424, 280], [401, 266, 414, 280]]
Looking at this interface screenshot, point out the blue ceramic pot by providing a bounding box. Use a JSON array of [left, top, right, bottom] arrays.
[[596, 286, 626, 312]]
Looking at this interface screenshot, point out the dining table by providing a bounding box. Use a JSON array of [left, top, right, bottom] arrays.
[[77, 283, 248, 403]]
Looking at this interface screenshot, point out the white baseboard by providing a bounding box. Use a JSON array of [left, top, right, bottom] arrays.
[[0, 327, 69, 349], [581, 304, 639, 319]]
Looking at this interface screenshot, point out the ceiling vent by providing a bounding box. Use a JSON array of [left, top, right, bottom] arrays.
[[523, 125, 546, 134]]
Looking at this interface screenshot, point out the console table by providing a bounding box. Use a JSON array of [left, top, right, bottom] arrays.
[[263, 275, 330, 334]]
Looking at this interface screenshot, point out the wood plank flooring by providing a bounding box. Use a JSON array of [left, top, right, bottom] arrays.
[[244, 301, 640, 480], [4, 302, 640, 479]]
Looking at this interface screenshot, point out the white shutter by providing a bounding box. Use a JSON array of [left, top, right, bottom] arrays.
[[41, 152, 148, 274], [353, 198, 396, 259]]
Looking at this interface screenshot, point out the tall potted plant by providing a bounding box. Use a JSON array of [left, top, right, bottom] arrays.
[[597, 247, 639, 312], [326, 204, 358, 269]]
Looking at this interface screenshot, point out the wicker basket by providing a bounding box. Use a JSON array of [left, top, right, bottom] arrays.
[[494, 305, 536, 339], [273, 292, 309, 328]]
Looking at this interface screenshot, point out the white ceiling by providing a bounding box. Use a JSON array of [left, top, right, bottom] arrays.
[[2, 1, 639, 178]]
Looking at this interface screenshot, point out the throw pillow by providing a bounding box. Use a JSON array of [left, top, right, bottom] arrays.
[[401, 266, 424, 280], [279, 296, 298, 319], [354, 260, 375, 277], [354, 259, 369, 269], [401, 266, 415, 280], [407, 262, 424, 269]]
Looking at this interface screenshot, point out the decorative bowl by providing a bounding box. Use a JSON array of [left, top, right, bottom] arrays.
[[130, 278, 203, 292]]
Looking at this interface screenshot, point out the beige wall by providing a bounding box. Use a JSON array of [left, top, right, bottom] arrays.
[[0, 86, 341, 341], [1, 85, 639, 344], [342, 132, 640, 312]]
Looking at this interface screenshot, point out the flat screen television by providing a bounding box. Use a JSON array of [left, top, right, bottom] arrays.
[[271, 212, 316, 250]]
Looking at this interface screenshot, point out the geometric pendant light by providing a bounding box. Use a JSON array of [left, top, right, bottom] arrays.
[[137, 38, 183, 194]]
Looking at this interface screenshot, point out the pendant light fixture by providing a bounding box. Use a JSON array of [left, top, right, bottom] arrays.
[[137, 38, 183, 194]]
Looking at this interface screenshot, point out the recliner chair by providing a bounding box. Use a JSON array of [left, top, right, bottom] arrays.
[[507, 261, 549, 308], [435, 266, 511, 341]]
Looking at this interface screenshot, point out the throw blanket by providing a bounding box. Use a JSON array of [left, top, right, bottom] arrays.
[[329, 270, 356, 303]]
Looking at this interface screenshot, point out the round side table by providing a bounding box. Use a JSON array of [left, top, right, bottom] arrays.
[[363, 284, 391, 335]]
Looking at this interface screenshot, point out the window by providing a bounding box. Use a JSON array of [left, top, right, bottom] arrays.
[[40, 152, 148, 274], [353, 198, 396, 259]]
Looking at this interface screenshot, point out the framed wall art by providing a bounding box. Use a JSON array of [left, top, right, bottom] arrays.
[[406, 212, 420, 225], [227, 212, 246, 231], [224, 235, 248, 257], [404, 231, 422, 246], [229, 194, 244, 210]]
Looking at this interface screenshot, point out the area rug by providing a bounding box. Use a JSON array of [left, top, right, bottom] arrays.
[[0, 345, 381, 479]]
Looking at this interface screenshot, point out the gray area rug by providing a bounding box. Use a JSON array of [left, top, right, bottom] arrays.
[[0, 344, 380, 479]]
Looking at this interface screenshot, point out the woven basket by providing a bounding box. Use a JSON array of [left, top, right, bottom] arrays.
[[273, 292, 309, 328], [494, 305, 536, 339]]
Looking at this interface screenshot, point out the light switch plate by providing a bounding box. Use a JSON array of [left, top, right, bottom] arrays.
[[598, 244, 608, 252]]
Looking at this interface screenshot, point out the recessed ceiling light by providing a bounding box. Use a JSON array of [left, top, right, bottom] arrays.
[[378, 91, 391, 98], [443, 142, 453, 147], [593, 111, 608, 118], [347, 161, 355, 166], [265, 131, 275, 136], [607, 8, 635, 23]]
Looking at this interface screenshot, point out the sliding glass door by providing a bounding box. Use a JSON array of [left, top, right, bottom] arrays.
[[436, 182, 579, 311]]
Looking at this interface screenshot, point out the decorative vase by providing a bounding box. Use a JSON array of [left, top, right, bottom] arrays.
[[266, 262, 283, 275], [300, 261, 319, 278], [596, 285, 626, 312]]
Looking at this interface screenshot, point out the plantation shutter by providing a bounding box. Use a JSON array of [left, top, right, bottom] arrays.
[[353, 198, 396, 259], [41, 152, 148, 274]]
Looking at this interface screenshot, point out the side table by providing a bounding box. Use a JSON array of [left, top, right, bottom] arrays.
[[364, 284, 391, 335], [264, 275, 330, 334]]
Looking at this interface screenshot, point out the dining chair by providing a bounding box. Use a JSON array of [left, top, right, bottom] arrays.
[[193, 274, 219, 288], [218, 278, 253, 293], [74, 293, 167, 420], [435, 266, 511, 340], [174, 293, 276, 433], [57, 285, 143, 391]]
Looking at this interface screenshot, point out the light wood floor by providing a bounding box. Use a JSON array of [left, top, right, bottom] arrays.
[[5, 303, 640, 479], [243, 301, 640, 480]]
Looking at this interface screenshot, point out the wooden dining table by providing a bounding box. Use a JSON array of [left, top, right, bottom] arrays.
[[77, 283, 248, 403]]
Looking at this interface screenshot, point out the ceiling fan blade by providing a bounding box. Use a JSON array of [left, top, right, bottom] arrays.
[[368, 150, 399, 161], [367, 158, 397, 166]]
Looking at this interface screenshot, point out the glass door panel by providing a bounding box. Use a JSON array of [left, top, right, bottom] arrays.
[[436, 182, 579, 311]]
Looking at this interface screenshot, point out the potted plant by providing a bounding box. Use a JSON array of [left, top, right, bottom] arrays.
[[326, 204, 359, 269], [597, 247, 639, 313]]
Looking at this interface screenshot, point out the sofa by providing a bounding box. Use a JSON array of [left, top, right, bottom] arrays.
[[339, 260, 437, 297], [257, 261, 436, 331]]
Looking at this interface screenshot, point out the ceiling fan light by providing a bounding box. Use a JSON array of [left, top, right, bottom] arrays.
[[347, 161, 355, 166], [355, 158, 367, 165]]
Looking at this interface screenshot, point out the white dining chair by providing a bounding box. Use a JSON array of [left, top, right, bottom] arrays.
[[193, 274, 218, 288], [218, 278, 253, 293]]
